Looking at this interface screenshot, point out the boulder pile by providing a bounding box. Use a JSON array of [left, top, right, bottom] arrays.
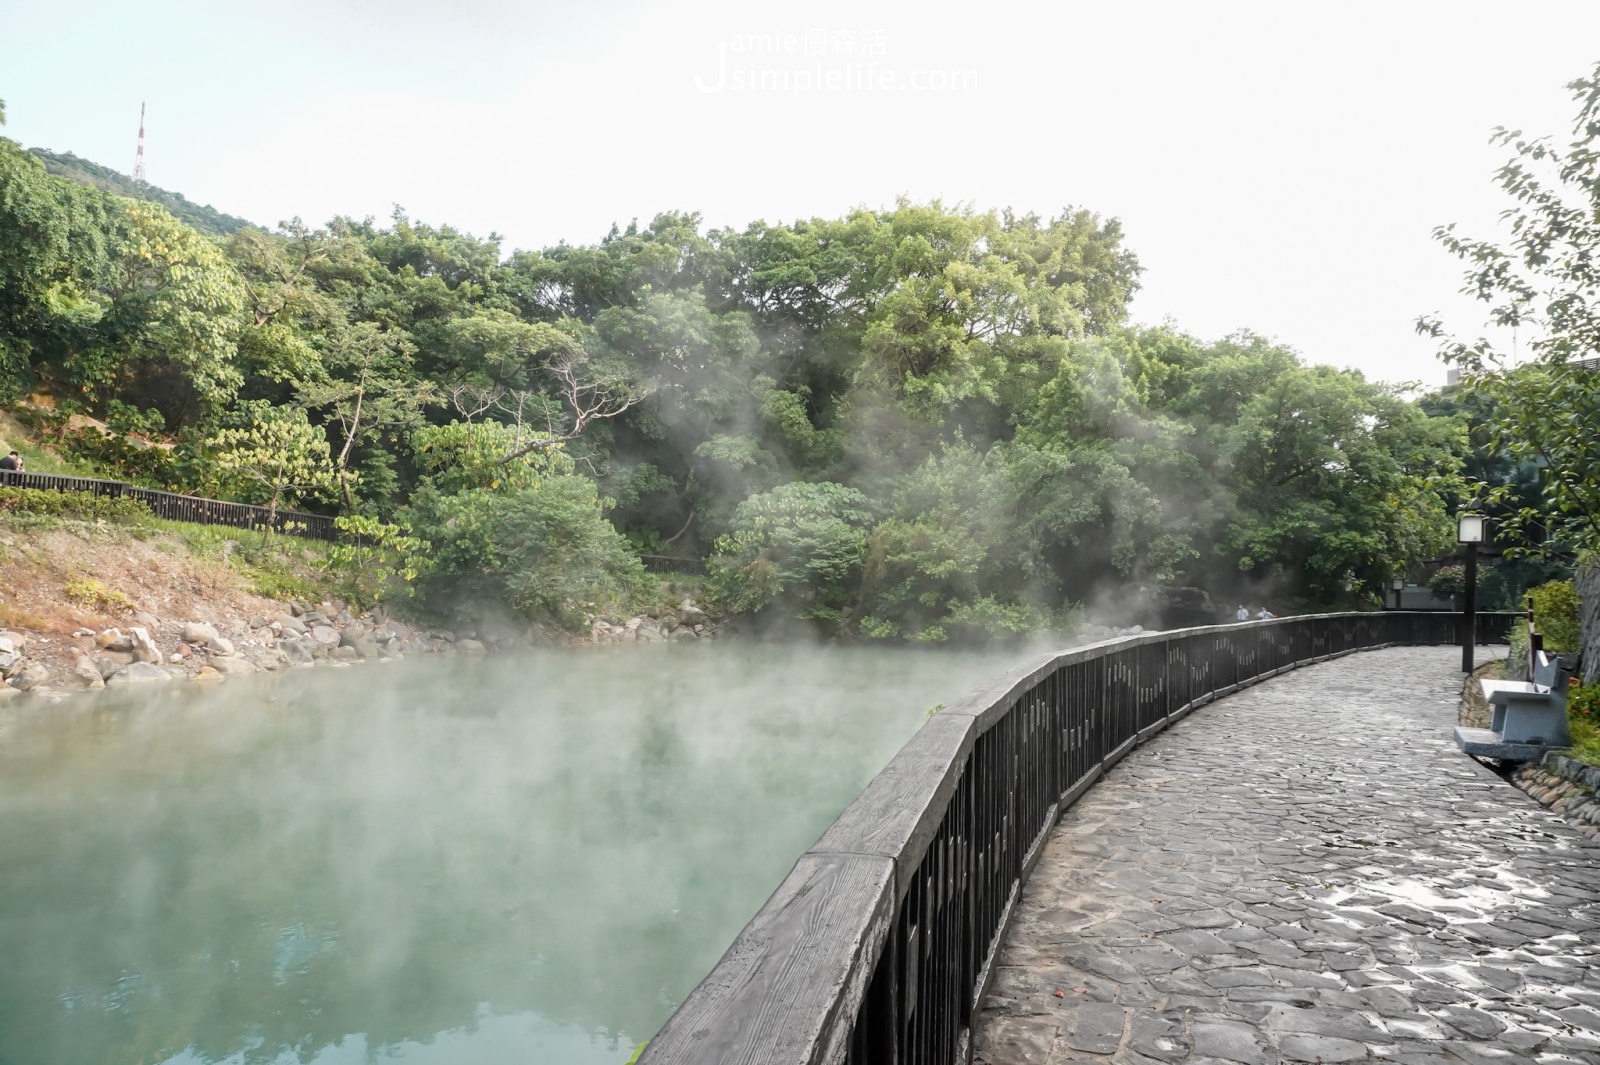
[[1, 595, 721, 696]]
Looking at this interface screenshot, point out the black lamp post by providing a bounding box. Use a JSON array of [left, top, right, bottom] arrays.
[[1458, 513, 1486, 672], [1391, 576, 1405, 611]]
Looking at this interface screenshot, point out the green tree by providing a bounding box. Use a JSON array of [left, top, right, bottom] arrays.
[[1420, 61, 1600, 561], [208, 405, 335, 538]]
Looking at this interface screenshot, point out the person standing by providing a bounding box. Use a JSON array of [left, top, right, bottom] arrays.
[[1236, 604, 1250, 622]]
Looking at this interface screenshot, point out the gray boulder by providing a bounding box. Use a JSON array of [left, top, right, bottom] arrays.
[[0, 630, 26, 654], [311, 625, 339, 646], [92, 656, 121, 680], [67, 657, 105, 689], [274, 613, 308, 635], [9, 662, 50, 690], [279, 639, 314, 667], [110, 661, 171, 685], [209, 637, 236, 656], [210, 656, 256, 675], [181, 621, 220, 646], [331, 645, 359, 661], [0, 651, 20, 677], [128, 627, 163, 664], [352, 636, 381, 659], [456, 638, 487, 654], [339, 623, 367, 648], [677, 604, 710, 626]]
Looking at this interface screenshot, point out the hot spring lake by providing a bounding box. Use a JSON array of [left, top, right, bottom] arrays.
[[0, 642, 1029, 1065]]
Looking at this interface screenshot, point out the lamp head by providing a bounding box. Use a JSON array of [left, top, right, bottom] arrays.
[[1457, 513, 1486, 544]]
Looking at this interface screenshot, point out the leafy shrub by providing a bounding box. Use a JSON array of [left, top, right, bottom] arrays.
[[1570, 680, 1600, 724], [64, 577, 135, 612], [317, 514, 431, 607], [707, 482, 874, 627], [1529, 580, 1580, 652], [1429, 563, 1500, 602], [402, 470, 649, 629], [0, 487, 152, 525]]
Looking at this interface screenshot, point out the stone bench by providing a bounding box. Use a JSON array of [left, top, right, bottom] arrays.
[[1455, 650, 1572, 762]]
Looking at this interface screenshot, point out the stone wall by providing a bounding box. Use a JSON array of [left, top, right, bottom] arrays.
[[1579, 565, 1600, 683]]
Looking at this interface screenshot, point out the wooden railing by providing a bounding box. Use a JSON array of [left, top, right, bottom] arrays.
[[0, 469, 337, 541], [640, 610, 1520, 1065]]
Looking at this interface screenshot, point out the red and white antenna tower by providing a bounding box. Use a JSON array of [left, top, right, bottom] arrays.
[[133, 102, 146, 184]]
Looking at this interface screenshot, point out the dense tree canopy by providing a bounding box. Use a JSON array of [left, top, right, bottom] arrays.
[[0, 128, 1474, 636]]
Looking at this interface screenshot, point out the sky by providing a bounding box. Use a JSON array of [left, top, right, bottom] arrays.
[[2, 0, 1597, 387]]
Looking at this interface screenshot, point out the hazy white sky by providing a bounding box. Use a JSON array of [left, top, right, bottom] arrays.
[[3, 0, 1597, 386]]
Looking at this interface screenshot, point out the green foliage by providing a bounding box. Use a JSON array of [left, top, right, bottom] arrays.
[[1529, 579, 1580, 652], [64, 576, 135, 612], [1421, 61, 1600, 564], [707, 482, 873, 626], [30, 148, 255, 237], [208, 404, 336, 522], [0, 486, 151, 525], [401, 464, 649, 628], [317, 514, 430, 606], [0, 138, 1479, 635]]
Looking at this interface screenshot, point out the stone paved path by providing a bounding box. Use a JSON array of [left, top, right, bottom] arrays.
[[972, 647, 1600, 1065]]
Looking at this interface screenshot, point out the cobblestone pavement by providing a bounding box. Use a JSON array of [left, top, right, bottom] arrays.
[[973, 646, 1600, 1065]]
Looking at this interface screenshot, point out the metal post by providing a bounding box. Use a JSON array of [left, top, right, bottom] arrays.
[[1461, 541, 1478, 673]]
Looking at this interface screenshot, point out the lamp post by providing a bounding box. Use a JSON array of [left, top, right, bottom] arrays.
[[1391, 576, 1405, 611], [1458, 513, 1486, 672]]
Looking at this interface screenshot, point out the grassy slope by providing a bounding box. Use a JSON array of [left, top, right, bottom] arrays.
[[0, 507, 327, 634]]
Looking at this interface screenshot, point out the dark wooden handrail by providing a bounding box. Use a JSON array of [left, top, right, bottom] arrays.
[[640, 610, 1522, 1065], [0, 469, 337, 541]]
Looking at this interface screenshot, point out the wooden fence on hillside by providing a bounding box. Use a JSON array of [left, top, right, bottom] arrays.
[[0, 470, 338, 541]]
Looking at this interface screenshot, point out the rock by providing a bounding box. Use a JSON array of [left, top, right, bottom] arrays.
[[8, 662, 49, 690], [311, 625, 339, 646], [98, 650, 134, 667], [209, 637, 235, 656], [194, 666, 223, 681], [637, 625, 664, 642], [128, 627, 163, 664], [671, 627, 696, 640], [331, 645, 359, 661], [351, 636, 381, 659], [72, 627, 95, 638], [181, 621, 220, 645], [339, 623, 367, 648], [430, 629, 456, 643], [288, 600, 307, 616], [248, 615, 270, 630], [0, 651, 19, 677], [279, 639, 314, 668], [301, 611, 330, 627], [274, 613, 307, 635], [98, 629, 133, 652], [92, 656, 120, 680], [0, 630, 28, 653], [456, 638, 487, 654], [68, 657, 104, 689], [209, 655, 256, 675], [131, 612, 160, 632], [677, 604, 710, 626], [109, 661, 171, 685]]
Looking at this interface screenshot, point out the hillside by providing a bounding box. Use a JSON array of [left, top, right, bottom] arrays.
[[29, 147, 256, 237]]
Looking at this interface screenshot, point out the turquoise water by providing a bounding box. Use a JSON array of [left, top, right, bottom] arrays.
[[0, 642, 1025, 1065]]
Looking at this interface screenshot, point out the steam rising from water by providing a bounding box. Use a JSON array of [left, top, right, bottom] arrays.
[[0, 642, 1025, 1064]]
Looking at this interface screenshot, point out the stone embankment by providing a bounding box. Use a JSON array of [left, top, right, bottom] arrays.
[[1511, 753, 1600, 839], [0, 597, 720, 697]]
